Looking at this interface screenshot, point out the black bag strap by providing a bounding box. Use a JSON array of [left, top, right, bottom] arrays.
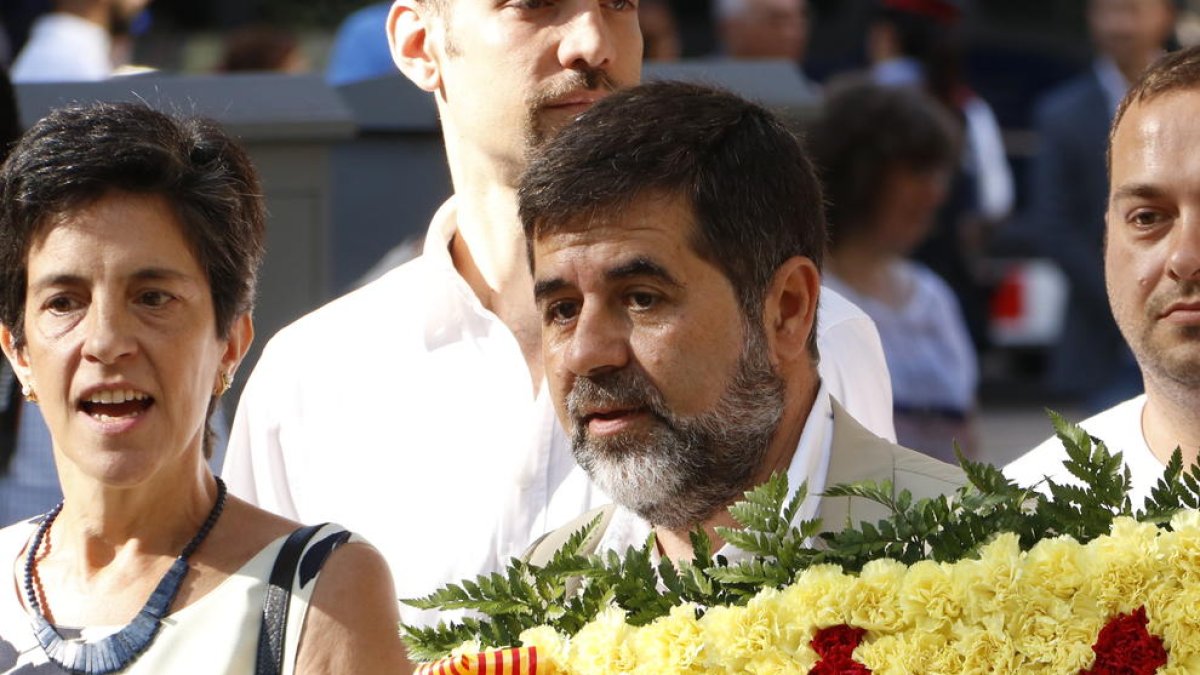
[[255, 523, 326, 675]]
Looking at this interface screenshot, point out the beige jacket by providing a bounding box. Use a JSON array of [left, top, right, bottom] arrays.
[[526, 400, 965, 565]]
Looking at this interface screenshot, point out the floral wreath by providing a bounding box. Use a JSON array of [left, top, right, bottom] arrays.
[[404, 413, 1200, 674]]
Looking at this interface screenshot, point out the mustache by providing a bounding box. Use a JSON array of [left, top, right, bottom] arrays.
[[1148, 281, 1200, 317], [530, 67, 618, 109], [566, 367, 673, 429]]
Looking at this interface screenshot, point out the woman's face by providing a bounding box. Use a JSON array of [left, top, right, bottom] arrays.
[[873, 166, 951, 256], [1, 190, 250, 487]]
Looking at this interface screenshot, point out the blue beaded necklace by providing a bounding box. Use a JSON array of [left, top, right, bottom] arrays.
[[23, 477, 227, 675]]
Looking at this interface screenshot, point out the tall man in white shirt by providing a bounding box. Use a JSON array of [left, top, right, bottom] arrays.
[[1006, 46, 1200, 507], [520, 82, 962, 562], [224, 0, 896, 626]]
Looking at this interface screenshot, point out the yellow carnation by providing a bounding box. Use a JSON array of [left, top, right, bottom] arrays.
[[1024, 535, 1088, 601], [519, 625, 568, 670], [778, 564, 854, 627], [566, 606, 636, 674], [958, 533, 1022, 620], [898, 560, 961, 635], [627, 604, 705, 673], [1083, 517, 1161, 614], [844, 558, 909, 632]]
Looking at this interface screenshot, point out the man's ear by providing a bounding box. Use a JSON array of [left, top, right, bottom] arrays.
[[388, 0, 442, 92], [761, 256, 821, 367], [0, 324, 32, 390]]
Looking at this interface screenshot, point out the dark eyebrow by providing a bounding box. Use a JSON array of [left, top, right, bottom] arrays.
[[533, 277, 569, 303], [1110, 183, 1168, 203], [129, 267, 193, 283], [532, 256, 683, 303], [605, 257, 682, 288], [28, 267, 194, 293]]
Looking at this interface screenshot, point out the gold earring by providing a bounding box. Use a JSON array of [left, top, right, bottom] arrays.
[[215, 372, 233, 396], [21, 382, 37, 403]]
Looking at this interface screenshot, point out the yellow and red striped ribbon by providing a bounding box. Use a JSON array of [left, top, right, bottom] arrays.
[[415, 647, 550, 675]]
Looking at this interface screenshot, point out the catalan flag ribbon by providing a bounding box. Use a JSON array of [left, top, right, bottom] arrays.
[[415, 647, 550, 675]]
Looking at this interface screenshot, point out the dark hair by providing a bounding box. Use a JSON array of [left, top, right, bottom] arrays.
[[519, 81, 826, 351], [0, 102, 265, 346], [874, 5, 965, 114], [1110, 46, 1200, 169], [0, 102, 266, 456], [217, 24, 302, 73], [808, 80, 958, 247]]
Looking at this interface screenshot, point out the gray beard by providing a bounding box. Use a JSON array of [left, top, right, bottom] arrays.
[[566, 331, 786, 531]]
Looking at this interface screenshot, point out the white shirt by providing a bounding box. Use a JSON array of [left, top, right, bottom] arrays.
[[225, 199, 590, 626], [1004, 395, 1164, 509], [224, 198, 895, 625], [596, 384, 834, 560], [818, 287, 897, 443], [11, 13, 112, 83], [825, 263, 977, 414]]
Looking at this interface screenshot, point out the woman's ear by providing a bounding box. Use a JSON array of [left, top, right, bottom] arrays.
[[761, 256, 821, 368], [388, 0, 442, 93], [0, 324, 33, 392], [219, 313, 255, 385]]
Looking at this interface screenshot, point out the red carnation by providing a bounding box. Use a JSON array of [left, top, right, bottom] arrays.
[[810, 625, 871, 674], [1080, 606, 1168, 675]]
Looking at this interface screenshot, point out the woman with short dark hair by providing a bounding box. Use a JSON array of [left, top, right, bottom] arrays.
[[0, 102, 409, 674]]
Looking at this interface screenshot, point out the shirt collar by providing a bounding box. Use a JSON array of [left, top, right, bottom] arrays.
[[423, 195, 461, 274]]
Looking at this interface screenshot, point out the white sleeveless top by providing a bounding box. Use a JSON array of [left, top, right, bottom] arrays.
[[0, 519, 357, 675]]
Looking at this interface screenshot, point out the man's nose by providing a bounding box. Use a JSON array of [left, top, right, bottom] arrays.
[[564, 304, 629, 377], [81, 298, 138, 365], [557, 6, 616, 73]]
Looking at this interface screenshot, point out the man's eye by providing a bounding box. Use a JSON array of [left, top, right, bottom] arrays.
[[547, 300, 579, 323], [1129, 209, 1168, 229], [508, 0, 551, 9], [627, 292, 656, 310], [610, 0, 637, 9]]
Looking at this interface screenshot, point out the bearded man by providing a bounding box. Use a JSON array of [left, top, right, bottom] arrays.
[[521, 82, 963, 560]]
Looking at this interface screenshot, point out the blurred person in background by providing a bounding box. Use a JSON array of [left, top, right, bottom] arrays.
[[216, 24, 308, 74], [712, 0, 819, 106], [812, 81, 977, 463], [11, 0, 151, 83], [640, 0, 681, 61], [1023, 0, 1175, 411], [326, 2, 392, 86], [866, 0, 1013, 353], [714, 0, 808, 62]]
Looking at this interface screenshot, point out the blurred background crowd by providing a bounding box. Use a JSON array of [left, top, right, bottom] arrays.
[[0, 0, 1192, 522]]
